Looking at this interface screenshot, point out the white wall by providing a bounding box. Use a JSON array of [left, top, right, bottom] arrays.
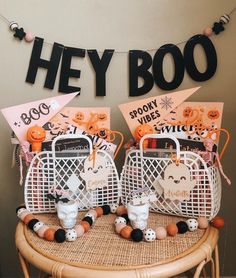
[[0, 0, 236, 276]]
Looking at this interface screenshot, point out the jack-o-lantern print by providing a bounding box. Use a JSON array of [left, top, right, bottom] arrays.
[[27, 125, 46, 152], [159, 162, 196, 202], [80, 152, 110, 191], [207, 109, 220, 120], [134, 124, 153, 149]]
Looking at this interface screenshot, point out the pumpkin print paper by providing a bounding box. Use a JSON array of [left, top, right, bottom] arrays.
[[158, 162, 196, 202]]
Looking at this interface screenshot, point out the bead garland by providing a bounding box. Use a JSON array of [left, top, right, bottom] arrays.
[[203, 13, 230, 37], [16, 204, 112, 243], [113, 205, 212, 242], [16, 204, 224, 243]]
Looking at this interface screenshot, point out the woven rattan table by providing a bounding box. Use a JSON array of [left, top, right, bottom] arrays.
[[15, 212, 219, 278]]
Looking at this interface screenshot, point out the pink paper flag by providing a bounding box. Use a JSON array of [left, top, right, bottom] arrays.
[[118, 87, 201, 136], [1, 92, 78, 143]]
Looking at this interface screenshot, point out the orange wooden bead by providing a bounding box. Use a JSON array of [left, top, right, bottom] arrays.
[[120, 226, 132, 239], [80, 221, 91, 232], [23, 214, 34, 225], [95, 207, 103, 217], [166, 223, 178, 236], [116, 205, 127, 216], [44, 228, 56, 241], [211, 216, 225, 229]]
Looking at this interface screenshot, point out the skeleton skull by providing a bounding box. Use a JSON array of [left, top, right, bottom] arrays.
[[56, 200, 79, 229], [127, 202, 149, 230]]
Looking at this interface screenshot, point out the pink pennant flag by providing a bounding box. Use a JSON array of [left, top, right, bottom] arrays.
[[1, 92, 78, 143], [118, 87, 201, 136]]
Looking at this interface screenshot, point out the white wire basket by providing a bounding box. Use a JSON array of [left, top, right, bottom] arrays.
[[24, 135, 120, 213], [120, 134, 221, 220]]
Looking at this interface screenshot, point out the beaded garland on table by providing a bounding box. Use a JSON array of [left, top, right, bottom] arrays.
[[113, 206, 210, 242], [16, 204, 223, 243], [16, 204, 112, 243]]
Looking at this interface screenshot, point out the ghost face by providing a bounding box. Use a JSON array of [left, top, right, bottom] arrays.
[[57, 200, 79, 229], [80, 153, 109, 190], [159, 163, 196, 202], [127, 202, 149, 230]]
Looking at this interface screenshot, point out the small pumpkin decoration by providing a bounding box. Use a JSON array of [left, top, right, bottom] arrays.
[[27, 125, 46, 152], [134, 124, 153, 149], [207, 110, 220, 120], [183, 107, 193, 118]]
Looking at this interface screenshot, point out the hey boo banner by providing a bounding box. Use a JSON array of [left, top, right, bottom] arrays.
[[25, 34, 217, 96]]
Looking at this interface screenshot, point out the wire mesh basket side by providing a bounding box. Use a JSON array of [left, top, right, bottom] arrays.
[[25, 149, 120, 213], [120, 149, 222, 220], [24, 151, 55, 213]]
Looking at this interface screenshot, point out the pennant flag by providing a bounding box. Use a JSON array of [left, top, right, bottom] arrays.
[[1, 92, 78, 143], [118, 87, 200, 136]]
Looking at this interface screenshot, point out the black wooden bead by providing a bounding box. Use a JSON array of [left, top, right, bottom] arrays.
[[131, 229, 143, 242], [176, 221, 188, 234], [16, 205, 26, 214], [120, 214, 129, 224], [28, 219, 39, 230], [101, 205, 111, 215], [82, 216, 93, 226], [55, 229, 66, 243]]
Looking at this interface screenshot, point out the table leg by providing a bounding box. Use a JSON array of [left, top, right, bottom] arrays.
[[214, 244, 220, 278], [202, 266, 207, 278], [210, 258, 215, 278], [193, 260, 206, 278], [18, 251, 30, 278]]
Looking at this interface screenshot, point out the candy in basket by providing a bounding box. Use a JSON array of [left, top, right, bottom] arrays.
[[120, 134, 222, 220], [24, 134, 120, 213]]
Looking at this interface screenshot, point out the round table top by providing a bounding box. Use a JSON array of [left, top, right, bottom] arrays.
[[15, 212, 219, 278]]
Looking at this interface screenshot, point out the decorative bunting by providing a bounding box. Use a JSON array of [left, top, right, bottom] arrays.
[[1, 92, 78, 143], [118, 87, 200, 136]]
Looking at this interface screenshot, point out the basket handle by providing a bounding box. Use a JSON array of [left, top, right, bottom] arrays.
[[51, 134, 93, 155], [139, 134, 181, 160]]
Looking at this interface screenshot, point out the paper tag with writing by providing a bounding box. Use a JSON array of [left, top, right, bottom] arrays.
[[158, 162, 196, 202], [80, 153, 110, 191]]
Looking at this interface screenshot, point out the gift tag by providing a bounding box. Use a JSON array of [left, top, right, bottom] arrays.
[[158, 162, 196, 202], [80, 152, 110, 190]]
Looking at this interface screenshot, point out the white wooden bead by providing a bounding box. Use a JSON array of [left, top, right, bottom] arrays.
[[66, 229, 77, 241], [144, 228, 156, 242], [186, 219, 198, 231], [114, 216, 127, 225], [110, 204, 119, 213], [33, 221, 44, 232]]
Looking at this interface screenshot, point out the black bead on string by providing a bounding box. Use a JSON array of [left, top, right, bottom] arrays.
[[9, 21, 26, 40], [101, 205, 111, 215], [120, 214, 130, 224], [28, 219, 39, 230], [131, 229, 143, 242], [212, 22, 225, 35], [82, 216, 93, 226], [176, 221, 188, 234], [54, 229, 66, 243], [14, 28, 26, 40]]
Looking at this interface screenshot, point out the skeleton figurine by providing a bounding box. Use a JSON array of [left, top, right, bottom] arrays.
[[56, 200, 79, 229], [127, 201, 149, 230]]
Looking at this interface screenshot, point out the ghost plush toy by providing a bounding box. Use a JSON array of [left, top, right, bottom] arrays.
[[80, 153, 110, 191], [159, 162, 196, 202]]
